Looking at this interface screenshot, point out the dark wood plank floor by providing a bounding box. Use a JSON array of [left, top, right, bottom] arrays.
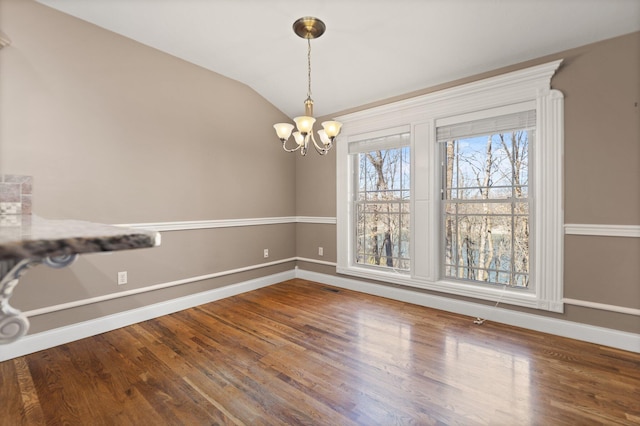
[[1, 278, 639, 425]]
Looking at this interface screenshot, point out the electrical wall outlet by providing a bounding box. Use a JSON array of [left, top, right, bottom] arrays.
[[318, 247, 324, 256], [263, 249, 269, 258], [117, 271, 128, 285]]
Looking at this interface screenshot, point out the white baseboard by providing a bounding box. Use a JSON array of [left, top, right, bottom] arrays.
[[24, 257, 298, 317], [3, 266, 638, 362], [0, 270, 294, 362], [563, 298, 640, 317], [295, 269, 640, 353]]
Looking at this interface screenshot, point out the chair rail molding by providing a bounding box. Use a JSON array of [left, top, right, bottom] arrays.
[[564, 223, 640, 238], [117, 216, 337, 232]]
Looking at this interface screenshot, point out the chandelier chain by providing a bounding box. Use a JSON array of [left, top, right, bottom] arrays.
[[307, 37, 312, 100]]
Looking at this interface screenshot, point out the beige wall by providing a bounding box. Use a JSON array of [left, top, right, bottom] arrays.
[[296, 32, 640, 334], [1, 0, 638, 338], [1, 0, 295, 223], [1, 0, 296, 333]]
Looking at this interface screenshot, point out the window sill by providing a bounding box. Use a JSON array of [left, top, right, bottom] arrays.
[[337, 265, 562, 313]]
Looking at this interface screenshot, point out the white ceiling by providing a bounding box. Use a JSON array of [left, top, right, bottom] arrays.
[[36, 0, 640, 118]]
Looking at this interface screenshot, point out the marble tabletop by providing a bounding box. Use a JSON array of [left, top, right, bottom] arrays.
[[0, 215, 161, 345], [0, 215, 161, 262]]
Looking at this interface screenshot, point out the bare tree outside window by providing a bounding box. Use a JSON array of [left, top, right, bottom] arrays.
[[354, 135, 410, 271], [443, 130, 531, 287]]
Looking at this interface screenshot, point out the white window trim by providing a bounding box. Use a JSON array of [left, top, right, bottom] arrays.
[[336, 60, 564, 313]]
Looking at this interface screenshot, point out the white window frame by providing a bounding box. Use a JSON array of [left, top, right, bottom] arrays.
[[336, 60, 564, 312], [350, 129, 411, 272]]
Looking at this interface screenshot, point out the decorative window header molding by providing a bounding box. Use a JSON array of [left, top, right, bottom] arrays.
[[336, 60, 563, 135]]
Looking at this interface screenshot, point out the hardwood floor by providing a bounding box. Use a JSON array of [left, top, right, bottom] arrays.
[[1, 278, 639, 425]]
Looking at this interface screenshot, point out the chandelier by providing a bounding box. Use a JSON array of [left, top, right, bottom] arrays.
[[273, 17, 342, 156]]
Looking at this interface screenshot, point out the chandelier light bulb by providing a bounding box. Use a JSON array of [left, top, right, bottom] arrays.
[[321, 121, 342, 138], [293, 132, 305, 146], [294, 116, 316, 135], [318, 129, 331, 146], [274, 123, 294, 141]]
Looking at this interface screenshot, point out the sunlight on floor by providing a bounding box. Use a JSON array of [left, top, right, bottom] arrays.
[[444, 334, 533, 423]]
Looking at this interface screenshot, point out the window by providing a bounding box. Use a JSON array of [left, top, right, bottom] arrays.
[[439, 111, 534, 288], [337, 60, 564, 312], [353, 133, 410, 271]]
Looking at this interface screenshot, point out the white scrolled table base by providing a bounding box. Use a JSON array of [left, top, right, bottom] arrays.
[[0, 255, 77, 344]]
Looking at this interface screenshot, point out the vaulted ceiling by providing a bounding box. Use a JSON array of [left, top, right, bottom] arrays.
[[37, 0, 640, 118]]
